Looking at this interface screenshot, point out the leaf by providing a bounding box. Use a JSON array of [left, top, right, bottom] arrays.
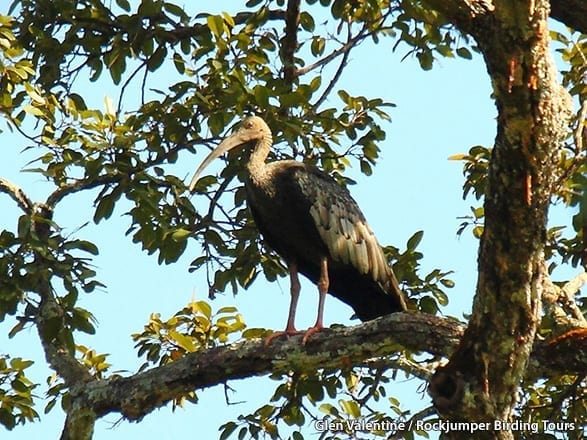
[[170, 228, 191, 242], [292, 432, 304, 440], [193, 301, 212, 318], [104, 95, 116, 117], [318, 403, 340, 417], [93, 192, 119, 223], [23, 105, 44, 117], [417, 50, 434, 70], [339, 399, 360, 418], [311, 37, 325, 56], [163, 3, 188, 20], [456, 47, 472, 59], [64, 240, 99, 255], [168, 330, 197, 352], [219, 422, 238, 440], [207, 15, 224, 38], [148, 45, 168, 71], [116, 0, 131, 11], [299, 12, 315, 32], [419, 296, 438, 314], [406, 230, 424, 250], [72, 308, 96, 335]]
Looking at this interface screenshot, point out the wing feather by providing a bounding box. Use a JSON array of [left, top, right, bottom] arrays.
[[296, 165, 393, 287]]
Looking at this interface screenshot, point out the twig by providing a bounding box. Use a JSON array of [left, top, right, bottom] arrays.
[[310, 21, 353, 112], [45, 174, 125, 208], [295, 29, 370, 77], [117, 60, 149, 114]]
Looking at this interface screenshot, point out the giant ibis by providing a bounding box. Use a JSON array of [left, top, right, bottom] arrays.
[[189, 116, 406, 342]]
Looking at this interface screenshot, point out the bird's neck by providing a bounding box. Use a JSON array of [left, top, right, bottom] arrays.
[[247, 134, 272, 178]]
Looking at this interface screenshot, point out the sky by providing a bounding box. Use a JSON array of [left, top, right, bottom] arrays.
[[0, 1, 580, 439]]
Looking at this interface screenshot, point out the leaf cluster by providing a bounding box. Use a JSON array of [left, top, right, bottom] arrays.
[[0, 355, 37, 430]]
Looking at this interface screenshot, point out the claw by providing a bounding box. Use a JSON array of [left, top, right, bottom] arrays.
[[301, 324, 324, 344], [265, 327, 303, 345]]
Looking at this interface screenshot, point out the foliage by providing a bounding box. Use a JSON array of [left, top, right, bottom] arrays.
[[132, 300, 249, 371], [0, 355, 37, 429], [0, 0, 584, 438]]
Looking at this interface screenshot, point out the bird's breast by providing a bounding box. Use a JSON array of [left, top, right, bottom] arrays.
[[244, 162, 329, 264]]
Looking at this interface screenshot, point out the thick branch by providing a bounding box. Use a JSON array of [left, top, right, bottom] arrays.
[[282, 0, 300, 87], [66, 312, 586, 423], [422, 0, 587, 34], [78, 313, 462, 420], [34, 259, 94, 387]]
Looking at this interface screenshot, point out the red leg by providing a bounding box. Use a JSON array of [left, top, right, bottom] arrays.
[[302, 257, 329, 344], [266, 261, 304, 344]]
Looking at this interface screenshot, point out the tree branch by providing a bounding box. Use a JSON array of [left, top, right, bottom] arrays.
[[423, 1, 574, 433], [282, 0, 300, 88], [78, 313, 462, 420], [0, 177, 33, 214], [62, 312, 587, 423]]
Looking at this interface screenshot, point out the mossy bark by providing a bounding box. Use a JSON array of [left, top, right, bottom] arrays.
[[426, 1, 573, 438]]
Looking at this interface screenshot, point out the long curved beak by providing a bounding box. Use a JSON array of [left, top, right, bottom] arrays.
[[188, 134, 244, 193]]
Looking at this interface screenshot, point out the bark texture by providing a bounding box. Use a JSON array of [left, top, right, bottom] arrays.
[[422, 1, 574, 438]]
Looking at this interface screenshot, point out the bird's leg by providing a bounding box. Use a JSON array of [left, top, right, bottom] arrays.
[[302, 257, 329, 344], [284, 261, 301, 333], [265, 261, 304, 344]]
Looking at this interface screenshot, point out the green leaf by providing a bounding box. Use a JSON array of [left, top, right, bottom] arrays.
[[417, 50, 434, 70], [299, 12, 315, 32], [193, 301, 212, 318], [419, 296, 438, 314], [72, 308, 96, 335], [406, 230, 424, 250], [93, 192, 119, 223], [168, 330, 197, 352], [148, 45, 168, 71], [163, 3, 188, 20], [207, 15, 224, 38], [116, 0, 131, 11], [219, 422, 238, 440], [311, 37, 325, 56], [456, 47, 472, 59], [170, 228, 191, 242], [64, 240, 99, 256], [339, 399, 360, 418]]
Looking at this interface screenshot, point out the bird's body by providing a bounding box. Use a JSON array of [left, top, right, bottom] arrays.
[[245, 160, 405, 320], [190, 116, 406, 341]]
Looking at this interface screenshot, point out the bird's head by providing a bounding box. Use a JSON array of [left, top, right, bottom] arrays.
[[188, 116, 272, 193]]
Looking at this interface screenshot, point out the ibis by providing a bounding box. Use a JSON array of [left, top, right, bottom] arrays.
[[189, 116, 406, 342]]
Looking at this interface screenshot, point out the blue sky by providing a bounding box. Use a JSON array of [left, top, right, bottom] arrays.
[[0, 2, 579, 439]]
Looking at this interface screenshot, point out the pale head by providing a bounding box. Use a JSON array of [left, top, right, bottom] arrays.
[[188, 116, 272, 192]]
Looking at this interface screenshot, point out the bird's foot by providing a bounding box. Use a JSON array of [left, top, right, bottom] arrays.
[[265, 324, 324, 345], [301, 323, 323, 345], [265, 327, 304, 345]]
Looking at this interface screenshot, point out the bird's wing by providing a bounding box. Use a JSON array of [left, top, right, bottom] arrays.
[[289, 165, 395, 289]]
